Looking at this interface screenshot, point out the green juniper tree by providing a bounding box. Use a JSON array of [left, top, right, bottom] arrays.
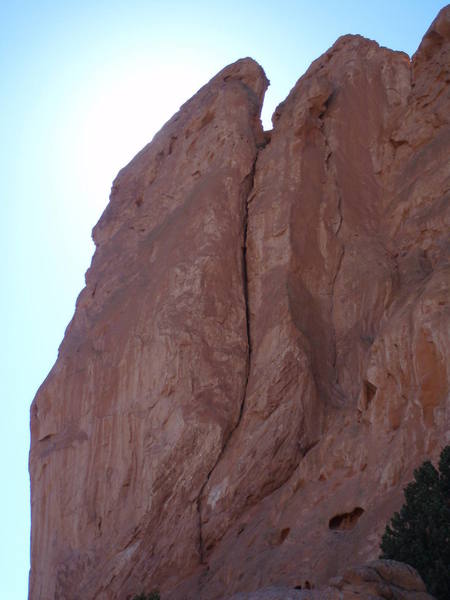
[[380, 445, 450, 600]]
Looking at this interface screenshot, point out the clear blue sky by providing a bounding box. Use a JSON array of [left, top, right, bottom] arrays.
[[1, 1, 446, 597]]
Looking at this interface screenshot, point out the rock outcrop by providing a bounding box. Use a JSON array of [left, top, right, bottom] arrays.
[[29, 6, 449, 600], [227, 560, 434, 599]]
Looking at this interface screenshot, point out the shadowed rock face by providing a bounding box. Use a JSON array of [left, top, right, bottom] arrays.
[[226, 559, 434, 599], [29, 7, 449, 600]]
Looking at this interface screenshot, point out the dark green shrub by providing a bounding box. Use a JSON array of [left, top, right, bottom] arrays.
[[380, 445, 450, 600]]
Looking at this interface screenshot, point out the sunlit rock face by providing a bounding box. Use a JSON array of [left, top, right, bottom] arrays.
[[29, 6, 449, 600]]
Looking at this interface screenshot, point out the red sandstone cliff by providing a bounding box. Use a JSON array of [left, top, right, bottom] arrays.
[[29, 7, 449, 600]]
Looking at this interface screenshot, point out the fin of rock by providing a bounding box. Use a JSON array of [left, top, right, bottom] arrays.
[[29, 7, 449, 600], [30, 57, 269, 600]]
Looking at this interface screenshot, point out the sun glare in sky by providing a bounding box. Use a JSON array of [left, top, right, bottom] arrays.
[[2, 1, 446, 597], [76, 60, 208, 209]]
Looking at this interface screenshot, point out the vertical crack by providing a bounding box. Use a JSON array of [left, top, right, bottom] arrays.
[[334, 190, 343, 237], [196, 151, 259, 565], [330, 244, 345, 371], [319, 101, 345, 387]]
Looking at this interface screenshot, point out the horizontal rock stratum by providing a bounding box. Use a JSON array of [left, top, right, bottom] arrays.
[[29, 6, 449, 600]]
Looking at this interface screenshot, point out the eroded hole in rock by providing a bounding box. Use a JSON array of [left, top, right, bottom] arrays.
[[279, 527, 290, 543], [364, 380, 377, 405], [271, 527, 291, 546], [294, 580, 313, 590], [390, 138, 408, 149], [168, 135, 177, 155], [329, 507, 364, 530]]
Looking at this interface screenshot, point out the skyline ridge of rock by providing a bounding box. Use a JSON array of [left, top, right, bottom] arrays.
[[29, 6, 449, 599]]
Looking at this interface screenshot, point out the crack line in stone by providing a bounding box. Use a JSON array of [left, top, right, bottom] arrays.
[[319, 102, 345, 386], [196, 151, 259, 566]]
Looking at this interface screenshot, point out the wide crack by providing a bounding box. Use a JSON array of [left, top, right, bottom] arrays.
[[319, 99, 345, 388], [196, 151, 260, 565]]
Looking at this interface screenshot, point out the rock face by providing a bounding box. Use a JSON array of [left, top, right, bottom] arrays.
[[29, 7, 449, 600], [227, 560, 434, 599]]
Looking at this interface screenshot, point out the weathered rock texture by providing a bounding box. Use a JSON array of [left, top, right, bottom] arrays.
[[227, 560, 434, 599], [30, 6, 449, 600]]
